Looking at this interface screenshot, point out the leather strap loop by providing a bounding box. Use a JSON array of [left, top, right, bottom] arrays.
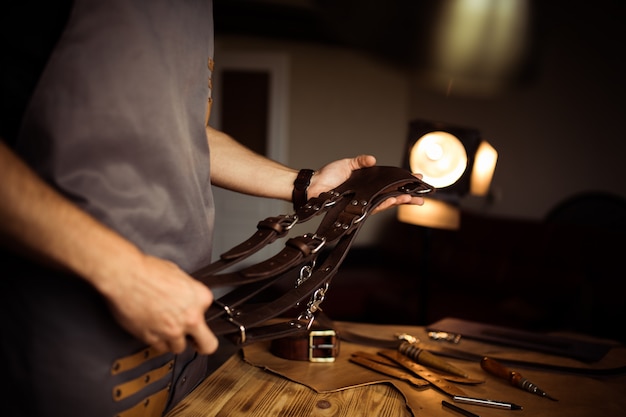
[[221, 215, 296, 260], [193, 214, 299, 279], [240, 244, 312, 279]]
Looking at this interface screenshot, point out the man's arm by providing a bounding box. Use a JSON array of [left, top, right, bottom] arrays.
[[206, 125, 424, 211], [0, 140, 218, 354], [206, 125, 297, 201]]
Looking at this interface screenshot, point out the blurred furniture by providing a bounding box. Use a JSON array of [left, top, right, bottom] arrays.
[[321, 192, 626, 343]]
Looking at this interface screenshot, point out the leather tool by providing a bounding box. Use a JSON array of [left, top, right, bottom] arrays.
[[428, 317, 612, 362], [331, 322, 626, 377], [398, 340, 469, 378], [481, 357, 558, 401]]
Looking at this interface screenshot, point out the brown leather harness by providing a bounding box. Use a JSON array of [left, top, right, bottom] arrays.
[[194, 166, 434, 345], [111, 166, 434, 417]]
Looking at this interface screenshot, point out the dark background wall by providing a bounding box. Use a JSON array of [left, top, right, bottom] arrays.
[[214, 0, 626, 223], [212, 0, 626, 339]]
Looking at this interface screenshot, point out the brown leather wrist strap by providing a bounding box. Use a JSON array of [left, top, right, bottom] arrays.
[[292, 169, 315, 211], [270, 325, 339, 362]]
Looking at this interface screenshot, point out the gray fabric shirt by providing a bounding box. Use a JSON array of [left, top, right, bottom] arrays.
[[15, 0, 215, 272]]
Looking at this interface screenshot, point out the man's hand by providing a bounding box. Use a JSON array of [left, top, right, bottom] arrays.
[[1, 141, 219, 356], [106, 254, 219, 355], [308, 154, 425, 214]]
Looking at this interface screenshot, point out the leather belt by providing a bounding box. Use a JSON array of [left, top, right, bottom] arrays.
[[270, 327, 340, 362]]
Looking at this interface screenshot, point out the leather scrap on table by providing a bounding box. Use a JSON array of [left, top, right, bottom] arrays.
[[242, 322, 626, 417], [242, 331, 485, 417]]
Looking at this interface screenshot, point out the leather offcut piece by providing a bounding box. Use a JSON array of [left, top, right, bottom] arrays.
[[241, 322, 626, 417], [243, 336, 432, 416]]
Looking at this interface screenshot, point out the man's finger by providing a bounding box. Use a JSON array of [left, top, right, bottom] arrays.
[[168, 336, 188, 354], [353, 154, 376, 169], [151, 340, 170, 354], [188, 324, 219, 355]]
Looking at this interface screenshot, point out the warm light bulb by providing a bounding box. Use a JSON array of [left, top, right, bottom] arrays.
[[425, 142, 444, 161], [409, 131, 467, 188]]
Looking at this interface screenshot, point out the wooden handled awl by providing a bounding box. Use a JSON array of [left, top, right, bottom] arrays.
[[399, 341, 469, 378], [481, 357, 558, 401]]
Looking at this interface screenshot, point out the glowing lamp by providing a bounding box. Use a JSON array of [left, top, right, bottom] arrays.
[[399, 119, 497, 229]]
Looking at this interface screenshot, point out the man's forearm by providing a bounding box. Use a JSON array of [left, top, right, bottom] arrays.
[[206, 125, 297, 201], [0, 140, 143, 294]]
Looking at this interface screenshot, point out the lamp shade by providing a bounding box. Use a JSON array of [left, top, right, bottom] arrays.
[[399, 119, 497, 230], [470, 140, 498, 196], [404, 120, 484, 200], [408, 130, 468, 189]]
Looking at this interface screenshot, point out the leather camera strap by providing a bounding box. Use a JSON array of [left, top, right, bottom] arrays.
[[193, 166, 434, 346]]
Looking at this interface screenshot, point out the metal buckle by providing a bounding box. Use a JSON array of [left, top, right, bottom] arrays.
[[308, 329, 338, 362]]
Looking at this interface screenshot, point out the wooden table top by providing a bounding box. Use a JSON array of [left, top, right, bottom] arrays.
[[166, 353, 410, 416], [165, 322, 626, 417]]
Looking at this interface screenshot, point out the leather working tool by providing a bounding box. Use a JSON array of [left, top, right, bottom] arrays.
[[398, 339, 469, 378], [427, 317, 612, 362], [481, 357, 558, 401], [332, 322, 626, 377]]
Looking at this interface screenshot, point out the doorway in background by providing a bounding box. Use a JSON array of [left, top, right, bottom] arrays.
[[209, 52, 290, 267]]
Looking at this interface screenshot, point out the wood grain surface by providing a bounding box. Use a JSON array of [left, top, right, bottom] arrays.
[[166, 353, 411, 417]]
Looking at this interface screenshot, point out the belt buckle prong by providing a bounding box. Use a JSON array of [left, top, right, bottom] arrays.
[[308, 329, 338, 362]]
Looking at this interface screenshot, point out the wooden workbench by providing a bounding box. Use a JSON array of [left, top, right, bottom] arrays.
[[165, 322, 626, 417]]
